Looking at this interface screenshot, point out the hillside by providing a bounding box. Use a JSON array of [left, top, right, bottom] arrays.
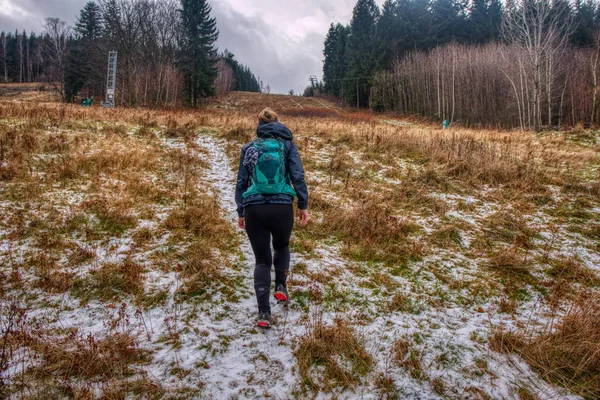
[[0, 90, 599, 399]]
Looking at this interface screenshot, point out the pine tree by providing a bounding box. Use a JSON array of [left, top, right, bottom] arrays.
[[470, 0, 503, 44], [76, 2, 104, 40], [403, 0, 434, 51], [431, 0, 468, 45], [1, 32, 6, 82], [323, 23, 348, 96], [221, 50, 260, 92], [178, 0, 219, 106], [345, 0, 380, 107], [28, 33, 39, 81], [64, 40, 86, 102], [64, 1, 104, 101], [376, 0, 401, 70], [572, 0, 596, 47]]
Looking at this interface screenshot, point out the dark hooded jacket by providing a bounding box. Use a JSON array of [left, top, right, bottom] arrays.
[[235, 120, 309, 217]]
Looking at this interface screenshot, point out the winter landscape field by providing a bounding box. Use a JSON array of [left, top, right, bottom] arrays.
[[0, 87, 599, 399]]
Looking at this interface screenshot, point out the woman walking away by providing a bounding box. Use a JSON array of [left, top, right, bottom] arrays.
[[235, 108, 309, 328]]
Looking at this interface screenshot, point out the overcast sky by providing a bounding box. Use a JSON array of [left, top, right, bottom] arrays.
[[0, 0, 386, 94]]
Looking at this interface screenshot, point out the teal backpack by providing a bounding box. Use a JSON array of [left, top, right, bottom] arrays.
[[243, 136, 297, 199]]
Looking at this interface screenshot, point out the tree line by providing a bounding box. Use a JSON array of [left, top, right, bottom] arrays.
[[0, 0, 261, 107], [323, 0, 600, 129]]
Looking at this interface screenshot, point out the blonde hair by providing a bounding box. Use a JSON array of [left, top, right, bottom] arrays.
[[258, 108, 278, 123]]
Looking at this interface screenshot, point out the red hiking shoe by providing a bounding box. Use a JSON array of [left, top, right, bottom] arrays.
[[274, 284, 290, 304], [257, 311, 272, 328]]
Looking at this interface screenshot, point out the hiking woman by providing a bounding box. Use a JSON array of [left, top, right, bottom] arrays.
[[235, 108, 309, 328]]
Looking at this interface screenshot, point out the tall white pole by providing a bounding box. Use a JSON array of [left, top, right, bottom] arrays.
[[104, 51, 118, 107]]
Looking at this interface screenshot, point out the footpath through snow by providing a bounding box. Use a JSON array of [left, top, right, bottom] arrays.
[[195, 134, 306, 399]]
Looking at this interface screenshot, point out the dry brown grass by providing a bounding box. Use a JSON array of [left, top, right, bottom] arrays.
[[73, 259, 146, 304], [486, 248, 533, 281], [279, 107, 340, 119], [1, 91, 599, 397], [294, 316, 373, 393], [28, 252, 76, 293], [393, 337, 427, 381], [524, 300, 600, 399], [430, 224, 463, 248], [17, 331, 156, 398], [491, 299, 600, 399], [1, 297, 160, 398], [163, 117, 198, 138], [28, 332, 151, 380], [163, 200, 229, 240], [482, 210, 538, 248], [547, 256, 599, 286], [321, 196, 423, 264], [388, 292, 418, 313]]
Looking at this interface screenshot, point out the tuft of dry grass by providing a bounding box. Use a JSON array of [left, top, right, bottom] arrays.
[[72, 259, 145, 304], [163, 198, 233, 244], [294, 316, 373, 393], [547, 256, 599, 286], [28, 252, 76, 293], [28, 332, 151, 380], [388, 292, 418, 313], [524, 300, 600, 399], [483, 210, 538, 248], [81, 197, 138, 236], [220, 125, 253, 143], [486, 248, 533, 281], [492, 299, 600, 399], [322, 196, 423, 264], [393, 337, 427, 381], [431, 224, 463, 248], [163, 118, 197, 138]]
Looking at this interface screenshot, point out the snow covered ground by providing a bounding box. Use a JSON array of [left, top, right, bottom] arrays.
[[1, 102, 598, 399]]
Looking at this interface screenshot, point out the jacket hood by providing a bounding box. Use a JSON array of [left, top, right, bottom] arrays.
[[256, 121, 293, 141]]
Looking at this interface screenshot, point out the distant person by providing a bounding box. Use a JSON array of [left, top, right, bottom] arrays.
[[235, 108, 309, 328]]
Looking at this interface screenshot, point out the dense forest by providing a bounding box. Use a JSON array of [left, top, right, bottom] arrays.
[[0, 0, 261, 107], [323, 0, 600, 129]]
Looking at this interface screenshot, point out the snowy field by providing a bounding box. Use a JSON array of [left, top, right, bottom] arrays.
[[1, 92, 599, 399]]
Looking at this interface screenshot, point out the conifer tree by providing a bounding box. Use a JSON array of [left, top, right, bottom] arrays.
[[470, 0, 503, 43], [178, 0, 219, 106], [64, 40, 86, 102], [323, 23, 347, 96], [76, 2, 104, 40], [65, 1, 104, 101], [572, 0, 596, 47], [431, 0, 468, 45], [404, 0, 434, 51], [376, 0, 401, 70], [345, 0, 380, 107]]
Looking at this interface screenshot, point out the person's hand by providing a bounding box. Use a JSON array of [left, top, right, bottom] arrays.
[[238, 217, 246, 230], [298, 209, 309, 226]]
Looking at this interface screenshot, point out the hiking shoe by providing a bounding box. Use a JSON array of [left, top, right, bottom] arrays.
[[257, 311, 272, 328], [274, 284, 290, 304]]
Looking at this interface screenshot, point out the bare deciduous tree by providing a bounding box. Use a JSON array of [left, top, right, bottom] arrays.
[[214, 58, 235, 97], [502, 0, 574, 131], [43, 18, 72, 100]]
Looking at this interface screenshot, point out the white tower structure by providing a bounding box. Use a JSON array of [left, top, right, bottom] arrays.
[[102, 51, 118, 107]]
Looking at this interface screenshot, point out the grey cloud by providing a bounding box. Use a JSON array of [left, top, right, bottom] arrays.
[[212, 1, 324, 94], [1, 0, 386, 95], [0, 0, 88, 32]]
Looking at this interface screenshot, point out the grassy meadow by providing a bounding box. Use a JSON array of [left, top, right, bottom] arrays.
[[0, 89, 599, 399]]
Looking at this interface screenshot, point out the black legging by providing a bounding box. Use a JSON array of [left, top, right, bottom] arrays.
[[244, 204, 294, 313]]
